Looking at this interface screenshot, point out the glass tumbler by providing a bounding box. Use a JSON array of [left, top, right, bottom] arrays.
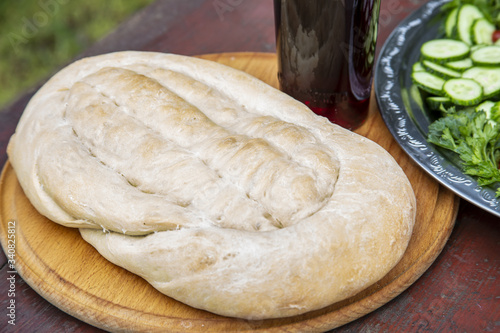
[[274, 0, 381, 130]]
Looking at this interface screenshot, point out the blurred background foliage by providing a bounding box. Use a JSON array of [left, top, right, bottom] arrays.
[[0, 0, 155, 110]]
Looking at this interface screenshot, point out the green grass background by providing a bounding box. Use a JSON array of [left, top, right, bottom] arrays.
[[0, 0, 155, 110]]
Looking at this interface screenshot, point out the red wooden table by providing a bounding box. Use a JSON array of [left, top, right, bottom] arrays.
[[0, 0, 498, 332]]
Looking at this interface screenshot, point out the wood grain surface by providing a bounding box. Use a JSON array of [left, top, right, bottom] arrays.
[[0, 52, 459, 332]]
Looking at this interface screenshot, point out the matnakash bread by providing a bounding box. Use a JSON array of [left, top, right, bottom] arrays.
[[7, 51, 416, 320]]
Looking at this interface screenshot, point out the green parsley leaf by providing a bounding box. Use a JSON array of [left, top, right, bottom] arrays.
[[427, 108, 500, 191]]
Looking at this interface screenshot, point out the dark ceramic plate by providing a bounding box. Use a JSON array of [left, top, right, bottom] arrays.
[[374, 0, 500, 217]]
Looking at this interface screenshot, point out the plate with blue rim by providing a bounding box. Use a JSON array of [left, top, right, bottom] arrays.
[[374, 0, 500, 217]]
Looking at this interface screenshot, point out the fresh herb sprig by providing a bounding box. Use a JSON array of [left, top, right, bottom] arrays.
[[428, 107, 500, 196]]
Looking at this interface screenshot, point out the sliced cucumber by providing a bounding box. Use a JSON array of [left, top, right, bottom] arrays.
[[422, 60, 462, 79], [443, 78, 483, 105], [476, 100, 496, 111], [457, 4, 485, 45], [472, 18, 496, 44], [412, 61, 425, 72], [445, 57, 473, 72], [470, 44, 487, 52], [412, 71, 445, 95], [426, 96, 453, 110], [445, 7, 460, 38], [476, 100, 496, 118], [470, 45, 500, 65], [490, 102, 500, 122], [462, 67, 500, 98], [476, 100, 500, 122], [420, 39, 470, 63]]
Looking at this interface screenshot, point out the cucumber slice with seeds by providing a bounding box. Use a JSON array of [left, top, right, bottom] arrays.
[[421, 39, 470, 63], [422, 60, 462, 79], [457, 4, 485, 45], [472, 18, 496, 45], [443, 78, 483, 105], [412, 71, 445, 95], [462, 67, 500, 98], [470, 46, 500, 66]]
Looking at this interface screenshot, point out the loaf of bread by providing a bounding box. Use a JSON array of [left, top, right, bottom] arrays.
[[7, 51, 416, 320]]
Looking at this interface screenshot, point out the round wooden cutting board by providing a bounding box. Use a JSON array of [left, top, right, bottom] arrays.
[[0, 52, 459, 332]]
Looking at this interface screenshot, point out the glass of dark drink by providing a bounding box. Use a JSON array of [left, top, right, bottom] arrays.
[[274, 0, 381, 130]]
